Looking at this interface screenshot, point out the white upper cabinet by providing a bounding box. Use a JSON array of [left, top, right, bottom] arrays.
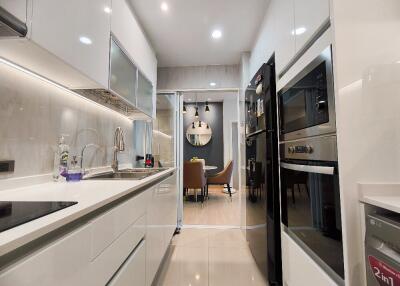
[[293, 0, 330, 52], [137, 71, 154, 116], [30, 0, 112, 88], [0, 0, 26, 22], [275, 0, 296, 74], [110, 38, 137, 106], [111, 0, 157, 92]]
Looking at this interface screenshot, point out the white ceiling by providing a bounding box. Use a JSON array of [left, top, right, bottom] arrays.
[[129, 0, 269, 67]]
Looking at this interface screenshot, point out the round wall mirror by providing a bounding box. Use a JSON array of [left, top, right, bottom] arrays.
[[186, 121, 212, 146]]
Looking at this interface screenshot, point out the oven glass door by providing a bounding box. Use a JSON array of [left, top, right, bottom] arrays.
[[280, 160, 344, 279]]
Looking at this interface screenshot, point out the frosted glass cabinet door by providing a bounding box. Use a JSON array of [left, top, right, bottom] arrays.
[[137, 71, 153, 116], [110, 39, 137, 106]]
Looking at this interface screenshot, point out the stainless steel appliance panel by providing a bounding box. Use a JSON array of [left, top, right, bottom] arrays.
[[281, 135, 337, 162], [279, 46, 335, 141], [280, 135, 344, 283], [365, 213, 400, 286]]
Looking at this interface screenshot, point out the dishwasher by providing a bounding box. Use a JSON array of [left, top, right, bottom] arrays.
[[365, 213, 400, 286]]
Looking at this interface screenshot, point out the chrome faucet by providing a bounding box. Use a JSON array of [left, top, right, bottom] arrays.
[[112, 127, 125, 172], [80, 143, 100, 174]]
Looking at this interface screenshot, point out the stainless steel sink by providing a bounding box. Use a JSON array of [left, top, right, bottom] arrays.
[[84, 168, 166, 180]]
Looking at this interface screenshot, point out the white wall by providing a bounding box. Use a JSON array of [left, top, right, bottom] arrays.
[[157, 65, 240, 91], [330, 0, 400, 285], [0, 61, 133, 180]]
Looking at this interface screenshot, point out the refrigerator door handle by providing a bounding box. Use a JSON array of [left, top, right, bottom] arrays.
[[280, 162, 335, 175]]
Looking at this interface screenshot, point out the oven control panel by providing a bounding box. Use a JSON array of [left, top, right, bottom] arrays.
[[281, 135, 337, 161], [288, 145, 313, 154]]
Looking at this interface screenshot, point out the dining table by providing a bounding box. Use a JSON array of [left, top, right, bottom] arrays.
[[204, 165, 217, 171]]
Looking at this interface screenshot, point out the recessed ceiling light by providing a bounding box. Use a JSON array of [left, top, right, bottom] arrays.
[[210, 82, 217, 87], [211, 30, 222, 39], [291, 27, 306, 35], [79, 36, 92, 45], [187, 98, 192, 101], [104, 6, 112, 14], [161, 2, 169, 11]]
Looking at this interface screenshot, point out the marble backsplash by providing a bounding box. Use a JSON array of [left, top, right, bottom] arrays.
[[0, 61, 134, 180]]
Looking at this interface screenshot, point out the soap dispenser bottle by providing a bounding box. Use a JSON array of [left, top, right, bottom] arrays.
[[53, 136, 69, 181]]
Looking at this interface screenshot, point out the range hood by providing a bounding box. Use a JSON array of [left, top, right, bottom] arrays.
[[0, 7, 27, 37]]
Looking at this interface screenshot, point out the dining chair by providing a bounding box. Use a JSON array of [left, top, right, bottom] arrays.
[[207, 160, 234, 198], [183, 161, 207, 203]]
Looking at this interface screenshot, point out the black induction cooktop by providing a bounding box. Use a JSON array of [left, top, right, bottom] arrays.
[[0, 201, 78, 233]]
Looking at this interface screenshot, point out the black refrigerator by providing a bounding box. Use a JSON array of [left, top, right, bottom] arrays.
[[245, 56, 282, 285]]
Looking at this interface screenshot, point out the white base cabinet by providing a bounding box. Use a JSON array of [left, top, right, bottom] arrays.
[[146, 173, 178, 286], [108, 240, 146, 286], [0, 223, 92, 286], [0, 173, 177, 286]]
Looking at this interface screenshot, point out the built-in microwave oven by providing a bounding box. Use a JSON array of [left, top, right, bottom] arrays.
[[278, 46, 335, 141]]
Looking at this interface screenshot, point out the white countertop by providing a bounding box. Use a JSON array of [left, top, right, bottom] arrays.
[[0, 168, 175, 257], [359, 183, 400, 213]]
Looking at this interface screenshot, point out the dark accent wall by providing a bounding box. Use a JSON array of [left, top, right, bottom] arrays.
[[183, 102, 223, 174]]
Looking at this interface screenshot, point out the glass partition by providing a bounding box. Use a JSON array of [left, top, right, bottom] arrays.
[[153, 93, 177, 167]]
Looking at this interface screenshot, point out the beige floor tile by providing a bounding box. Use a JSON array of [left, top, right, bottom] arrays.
[[208, 228, 248, 248], [156, 229, 268, 286], [171, 228, 209, 248], [209, 246, 267, 286], [156, 246, 209, 286]]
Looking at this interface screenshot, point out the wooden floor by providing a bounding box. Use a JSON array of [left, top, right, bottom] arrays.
[[183, 186, 241, 226]]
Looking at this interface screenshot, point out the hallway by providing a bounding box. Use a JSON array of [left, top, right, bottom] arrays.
[[183, 186, 241, 226], [154, 228, 267, 286]]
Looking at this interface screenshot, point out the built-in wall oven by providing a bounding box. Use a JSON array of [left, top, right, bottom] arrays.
[[280, 135, 344, 283], [279, 45, 344, 284]]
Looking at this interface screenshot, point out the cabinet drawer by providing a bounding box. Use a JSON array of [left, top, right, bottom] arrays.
[[0, 223, 92, 286], [91, 191, 146, 260], [89, 215, 145, 286], [107, 240, 146, 286]]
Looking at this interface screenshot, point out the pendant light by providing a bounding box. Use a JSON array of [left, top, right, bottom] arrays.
[[183, 105, 187, 114], [194, 93, 200, 118], [205, 101, 210, 112]]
